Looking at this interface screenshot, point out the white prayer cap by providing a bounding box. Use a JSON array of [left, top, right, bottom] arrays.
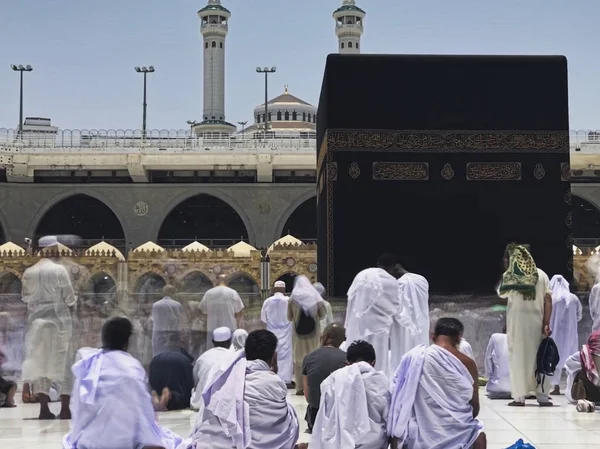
[[213, 327, 232, 342], [274, 280, 286, 288], [39, 235, 59, 248]]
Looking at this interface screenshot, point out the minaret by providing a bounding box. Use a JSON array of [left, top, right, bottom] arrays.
[[195, 0, 235, 134], [333, 0, 365, 54]]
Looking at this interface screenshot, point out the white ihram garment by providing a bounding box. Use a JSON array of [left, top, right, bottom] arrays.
[[564, 351, 581, 404], [261, 293, 293, 383], [21, 259, 76, 393], [345, 268, 400, 375], [589, 284, 600, 332], [502, 268, 551, 399], [199, 286, 244, 343], [390, 273, 429, 376], [310, 361, 390, 449], [63, 348, 182, 449], [190, 347, 234, 413], [388, 345, 483, 449], [320, 301, 334, 332], [549, 275, 582, 386], [151, 296, 185, 356], [183, 352, 299, 449], [485, 333, 511, 398]]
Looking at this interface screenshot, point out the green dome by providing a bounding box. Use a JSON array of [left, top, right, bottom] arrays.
[[333, 5, 366, 15], [198, 4, 231, 15]]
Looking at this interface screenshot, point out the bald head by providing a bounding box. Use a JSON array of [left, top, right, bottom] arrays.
[[163, 285, 176, 297], [322, 323, 346, 348]]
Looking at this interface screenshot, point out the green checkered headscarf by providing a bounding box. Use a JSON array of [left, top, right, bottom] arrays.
[[498, 244, 538, 300]]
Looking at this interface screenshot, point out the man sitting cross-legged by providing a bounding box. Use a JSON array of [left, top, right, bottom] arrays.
[[388, 317, 486, 449], [63, 317, 182, 449]]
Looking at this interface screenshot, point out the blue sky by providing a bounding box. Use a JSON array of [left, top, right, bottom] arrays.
[[0, 0, 598, 130]]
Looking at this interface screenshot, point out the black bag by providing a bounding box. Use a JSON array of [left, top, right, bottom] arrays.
[[535, 337, 560, 392], [295, 309, 316, 336]]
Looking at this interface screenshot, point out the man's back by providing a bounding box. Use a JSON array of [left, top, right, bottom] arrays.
[[152, 297, 184, 332], [302, 346, 347, 409], [199, 286, 244, 333], [149, 351, 194, 410], [191, 347, 234, 410], [261, 294, 290, 329]]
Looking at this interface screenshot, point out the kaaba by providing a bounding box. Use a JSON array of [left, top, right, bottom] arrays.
[[317, 54, 571, 297]]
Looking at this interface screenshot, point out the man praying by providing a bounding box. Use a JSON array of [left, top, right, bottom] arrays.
[[261, 280, 293, 386], [484, 327, 511, 399], [184, 329, 299, 449], [301, 323, 347, 432], [63, 317, 182, 449], [564, 331, 600, 412], [309, 340, 391, 449], [548, 274, 582, 395], [499, 243, 553, 406], [199, 277, 245, 348], [388, 318, 486, 449], [288, 276, 326, 395], [22, 236, 77, 420], [151, 285, 185, 357], [190, 327, 234, 413], [313, 282, 334, 333]]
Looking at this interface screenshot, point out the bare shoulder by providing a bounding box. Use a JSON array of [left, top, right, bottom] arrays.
[[457, 352, 478, 380]]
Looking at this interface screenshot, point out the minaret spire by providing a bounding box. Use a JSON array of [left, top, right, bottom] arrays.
[[333, 0, 365, 54]]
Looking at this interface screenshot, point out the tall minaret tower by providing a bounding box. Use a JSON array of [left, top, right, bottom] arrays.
[[333, 0, 365, 54], [195, 0, 235, 134]]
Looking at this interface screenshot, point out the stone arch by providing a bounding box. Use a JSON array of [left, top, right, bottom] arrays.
[[155, 191, 255, 247], [80, 271, 118, 306], [132, 271, 167, 305], [0, 271, 22, 295], [273, 271, 298, 293], [573, 193, 600, 239], [274, 192, 317, 241], [177, 270, 214, 299], [227, 271, 261, 307], [32, 192, 127, 247]]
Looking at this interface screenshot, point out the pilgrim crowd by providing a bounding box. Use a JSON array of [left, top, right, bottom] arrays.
[[2, 237, 600, 449]]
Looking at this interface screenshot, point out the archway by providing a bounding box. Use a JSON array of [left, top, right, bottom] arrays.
[[35, 194, 125, 250], [82, 272, 117, 307], [228, 273, 260, 307], [134, 272, 166, 306], [280, 197, 316, 241], [275, 272, 298, 294], [179, 271, 214, 300], [573, 195, 600, 240], [158, 194, 249, 248]]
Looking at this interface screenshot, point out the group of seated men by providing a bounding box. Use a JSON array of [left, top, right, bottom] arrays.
[[62, 316, 488, 449]]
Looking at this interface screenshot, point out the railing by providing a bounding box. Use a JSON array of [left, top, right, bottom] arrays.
[[0, 128, 317, 152]]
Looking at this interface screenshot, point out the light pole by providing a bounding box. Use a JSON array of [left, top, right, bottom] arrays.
[[134, 66, 155, 138], [11, 64, 33, 136], [256, 67, 276, 135], [237, 121, 248, 138]]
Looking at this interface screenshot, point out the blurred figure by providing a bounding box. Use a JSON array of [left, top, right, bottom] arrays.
[[288, 276, 326, 395], [564, 331, 600, 412], [186, 301, 207, 360], [484, 326, 511, 399], [313, 282, 334, 332], [391, 268, 430, 375], [456, 320, 475, 360], [63, 317, 182, 449], [589, 283, 600, 332], [499, 244, 553, 406], [261, 280, 293, 386], [149, 349, 195, 411], [310, 340, 391, 449], [21, 236, 77, 420], [549, 275, 582, 395], [345, 254, 405, 376], [230, 329, 248, 351], [199, 276, 244, 349], [0, 346, 17, 408], [190, 327, 234, 413], [152, 285, 185, 357]]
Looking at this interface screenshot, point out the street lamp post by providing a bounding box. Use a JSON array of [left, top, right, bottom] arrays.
[[134, 66, 155, 138], [237, 121, 248, 138], [256, 67, 276, 135], [10, 64, 33, 136]]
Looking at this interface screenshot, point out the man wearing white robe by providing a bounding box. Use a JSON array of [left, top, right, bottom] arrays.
[[190, 327, 234, 412], [309, 340, 390, 449], [388, 318, 486, 449], [184, 329, 299, 449], [152, 285, 186, 357], [345, 254, 405, 376], [589, 283, 600, 332], [22, 236, 77, 420], [549, 275, 582, 394], [199, 278, 244, 349], [485, 329, 511, 399], [390, 271, 429, 375], [313, 282, 334, 332], [63, 317, 182, 449], [499, 244, 553, 406], [261, 280, 293, 385]]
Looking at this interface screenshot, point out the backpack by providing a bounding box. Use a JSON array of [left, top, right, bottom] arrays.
[[535, 337, 560, 392], [295, 309, 316, 336]]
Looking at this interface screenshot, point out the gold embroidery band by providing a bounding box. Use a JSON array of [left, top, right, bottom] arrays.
[[373, 162, 429, 181], [466, 162, 522, 181]]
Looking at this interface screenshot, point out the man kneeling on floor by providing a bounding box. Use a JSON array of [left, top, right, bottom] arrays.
[[63, 317, 182, 449], [184, 329, 299, 449], [564, 330, 600, 412], [388, 317, 486, 449]]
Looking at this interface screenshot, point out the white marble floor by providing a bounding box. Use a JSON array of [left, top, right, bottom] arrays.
[[1, 389, 599, 449]]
